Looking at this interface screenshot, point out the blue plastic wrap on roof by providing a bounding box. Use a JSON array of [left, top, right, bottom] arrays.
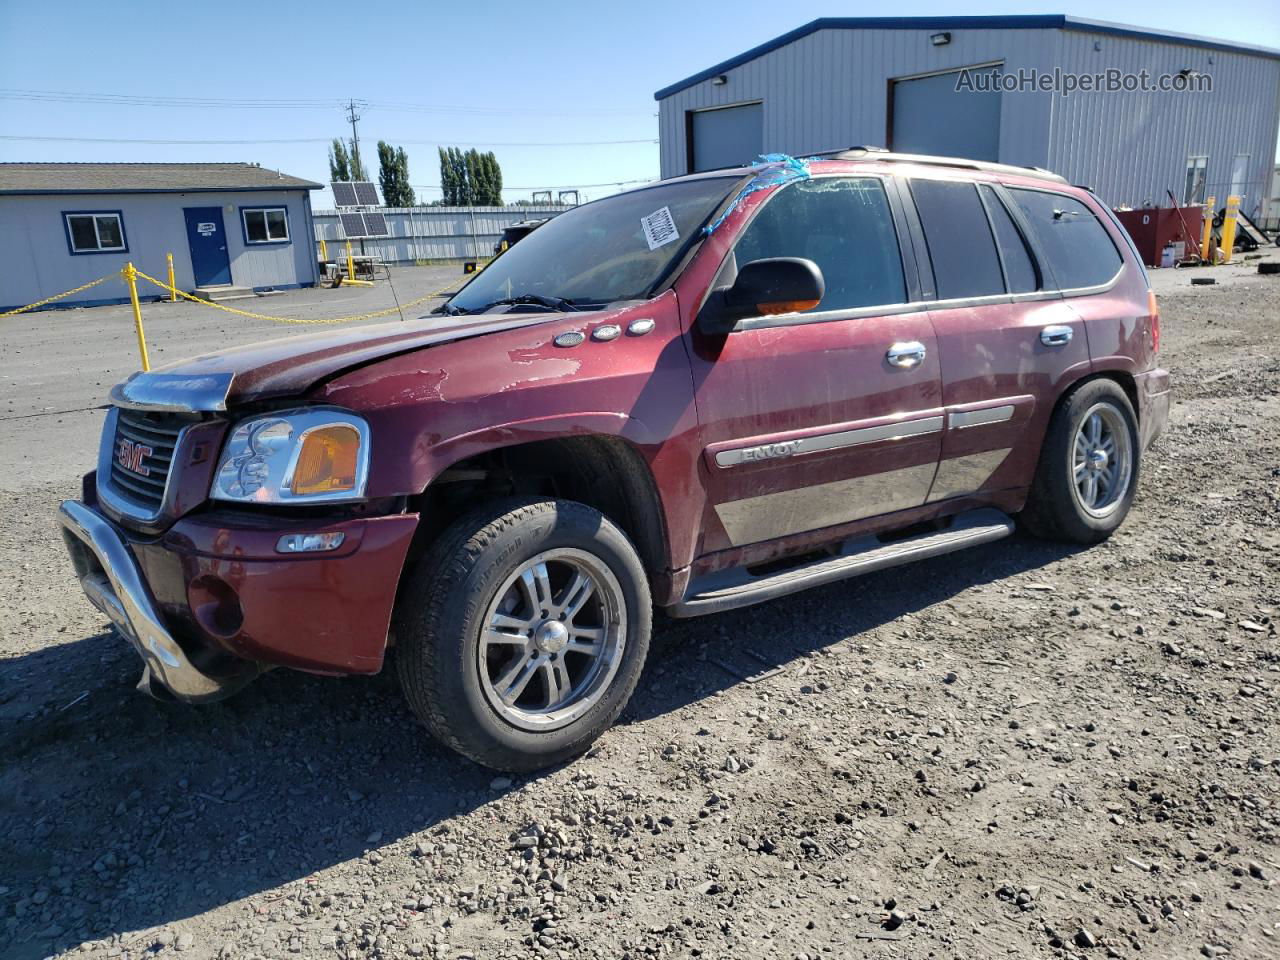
[[703, 154, 814, 235]]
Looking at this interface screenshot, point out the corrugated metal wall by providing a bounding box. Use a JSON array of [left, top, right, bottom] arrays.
[[1048, 28, 1280, 217], [312, 206, 572, 263], [658, 28, 1058, 176], [657, 25, 1280, 217]]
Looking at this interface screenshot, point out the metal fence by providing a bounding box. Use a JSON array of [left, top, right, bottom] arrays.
[[312, 205, 572, 263]]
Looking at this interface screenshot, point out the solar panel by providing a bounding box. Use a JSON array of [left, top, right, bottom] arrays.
[[331, 182, 359, 207], [339, 211, 369, 237], [361, 211, 389, 237], [353, 182, 381, 206]]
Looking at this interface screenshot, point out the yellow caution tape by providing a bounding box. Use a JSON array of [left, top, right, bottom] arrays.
[[134, 269, 453, 325], [0, 274, 115, 318]]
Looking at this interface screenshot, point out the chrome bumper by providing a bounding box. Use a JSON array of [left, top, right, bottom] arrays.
[[58, 500, 253, 703]]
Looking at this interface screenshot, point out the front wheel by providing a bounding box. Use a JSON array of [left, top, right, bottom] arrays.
[[395, 498, 651, 772], [1019, 378, 1140, 544]]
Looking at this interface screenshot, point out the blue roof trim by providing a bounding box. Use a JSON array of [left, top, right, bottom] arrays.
[[653, 15, 1280, 100], [0, 184, 322, 196]]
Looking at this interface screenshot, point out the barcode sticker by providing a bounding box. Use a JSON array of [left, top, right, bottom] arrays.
[[640, 206, 679, 251]]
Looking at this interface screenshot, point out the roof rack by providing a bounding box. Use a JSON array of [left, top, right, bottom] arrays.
[[809, 149, 1068, 184]]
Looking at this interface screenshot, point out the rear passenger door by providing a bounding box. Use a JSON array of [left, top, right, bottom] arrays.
[[906, 177, 1089, 504]]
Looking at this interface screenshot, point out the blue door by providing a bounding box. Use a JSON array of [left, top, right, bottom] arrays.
[[183, 207, 232, 287]]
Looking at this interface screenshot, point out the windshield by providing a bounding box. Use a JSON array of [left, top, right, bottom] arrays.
[[445, 176, 738, 313]]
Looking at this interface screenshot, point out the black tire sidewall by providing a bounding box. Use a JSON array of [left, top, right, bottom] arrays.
[[1041, 379, 1141, 542], [402, 499, 651, 770]]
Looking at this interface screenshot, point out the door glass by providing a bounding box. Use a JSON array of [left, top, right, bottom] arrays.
[[1229, 154, 1249, 200], [1008, 189, 1123, 290], [909, 179, 1005, 299], [730, 177, 906, 311], [978, 185, 1038, 293]]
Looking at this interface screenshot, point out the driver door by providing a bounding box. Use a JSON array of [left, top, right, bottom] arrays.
[[683, 175, 943, 558]]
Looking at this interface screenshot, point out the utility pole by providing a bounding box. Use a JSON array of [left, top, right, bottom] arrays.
[[345, 99, 363, 179]]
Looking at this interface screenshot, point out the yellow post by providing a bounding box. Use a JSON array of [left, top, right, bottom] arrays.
[[1199, 195, 1215, 262], [123, 263, 151, 372], [345, 239, 355, 281], [166, 253, 176, 302], [1219, 195, 1240, 263], [319, 237, 328, 261]]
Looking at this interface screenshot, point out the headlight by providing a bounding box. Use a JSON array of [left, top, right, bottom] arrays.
[[211, 409, 370, 504]]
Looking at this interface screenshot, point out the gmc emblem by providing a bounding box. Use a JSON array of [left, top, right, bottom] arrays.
[[116, 438, 153, 477]]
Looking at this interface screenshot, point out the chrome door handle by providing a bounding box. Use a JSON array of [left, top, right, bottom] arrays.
[[1040, 324, 1074, 347], [887, 341, 926, 368]]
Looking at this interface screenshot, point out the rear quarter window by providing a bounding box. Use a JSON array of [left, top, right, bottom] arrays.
[[1008, 188, 1123, 290]]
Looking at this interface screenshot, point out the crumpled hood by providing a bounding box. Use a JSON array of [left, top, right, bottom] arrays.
[[111, 311, 572, 411]]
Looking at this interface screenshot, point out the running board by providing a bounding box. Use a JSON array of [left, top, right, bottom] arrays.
[[669, 509, 1014, 618]]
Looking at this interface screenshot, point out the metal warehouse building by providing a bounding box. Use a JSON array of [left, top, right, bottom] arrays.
[[655, 15, 1280, 219], [0, 162, 322, 312]]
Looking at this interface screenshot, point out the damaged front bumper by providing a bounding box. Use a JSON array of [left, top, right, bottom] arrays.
[[58, 500, 257, 702]]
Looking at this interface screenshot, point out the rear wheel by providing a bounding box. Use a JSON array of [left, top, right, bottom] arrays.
[[395, 498, 651, 771], [1020, 378, 1140, 544]]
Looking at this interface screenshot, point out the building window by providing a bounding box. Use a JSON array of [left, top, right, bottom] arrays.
[[241, 207, 290, 244], [1184, 156, 1208, 205], [64, 212, 126, 254]]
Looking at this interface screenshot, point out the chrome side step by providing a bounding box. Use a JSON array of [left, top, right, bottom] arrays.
[[669, 508, 1014, 618]]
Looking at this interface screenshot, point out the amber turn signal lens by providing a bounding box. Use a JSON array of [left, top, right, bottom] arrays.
[[756, 299, 821, 316], [290, 425, 360, 495]]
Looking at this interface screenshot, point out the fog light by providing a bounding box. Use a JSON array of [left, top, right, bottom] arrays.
[[276, 532, 346, 554]]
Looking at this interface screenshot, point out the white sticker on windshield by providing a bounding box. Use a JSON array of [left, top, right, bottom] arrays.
[[640, 206, 679, 251]]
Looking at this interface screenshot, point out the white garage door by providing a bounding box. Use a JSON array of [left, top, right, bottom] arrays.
[[690, 102, 763, 173], [891, 68, 1001, 162]]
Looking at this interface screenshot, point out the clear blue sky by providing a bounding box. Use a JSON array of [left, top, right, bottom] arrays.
[[2, 0, 1277, 208]]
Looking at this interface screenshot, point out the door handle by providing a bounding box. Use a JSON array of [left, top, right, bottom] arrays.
[[1040, 324, 1074, 347], [887, 341, 927, 369]]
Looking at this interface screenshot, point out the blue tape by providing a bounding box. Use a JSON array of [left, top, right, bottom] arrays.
[[703, 154, 815, 235]]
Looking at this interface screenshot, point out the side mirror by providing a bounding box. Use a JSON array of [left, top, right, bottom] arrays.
[[699, 257, 825, 333]]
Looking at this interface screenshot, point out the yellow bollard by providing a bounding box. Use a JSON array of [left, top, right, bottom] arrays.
[[166, 253, 176, 302], [319, 237, 328, 261], [1199, 196, 1215, 262], [346, 239, 355, 281], [122, 263, 151, 372], [1219, 195, 1240, 264]]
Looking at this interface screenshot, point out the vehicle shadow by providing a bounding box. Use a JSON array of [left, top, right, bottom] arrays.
[[0, 533, 1075, 958]]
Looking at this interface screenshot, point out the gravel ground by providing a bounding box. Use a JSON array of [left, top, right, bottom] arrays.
[[1, 256, 1277, 960]]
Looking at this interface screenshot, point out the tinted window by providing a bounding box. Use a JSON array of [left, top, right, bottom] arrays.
[[1009, 189, 1123, 290], [910, 179, 1005, 299], [979, 185, 1038, 293], [732, 177, 906, 311]]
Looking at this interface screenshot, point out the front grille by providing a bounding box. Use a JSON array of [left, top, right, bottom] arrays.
[[108, 409, 187, 513]]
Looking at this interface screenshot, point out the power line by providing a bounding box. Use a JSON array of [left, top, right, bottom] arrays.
[[0, 88, 652, 118], [411, 178, 655, 191], [0, 134, 657, 147]]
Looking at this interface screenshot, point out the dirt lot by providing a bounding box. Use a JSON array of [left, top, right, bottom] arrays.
[[1, 257, 1277, 960]]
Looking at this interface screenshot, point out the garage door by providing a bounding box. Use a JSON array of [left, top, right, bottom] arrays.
[[891, 68, 1001, 162], [690, 102, 763, 173]]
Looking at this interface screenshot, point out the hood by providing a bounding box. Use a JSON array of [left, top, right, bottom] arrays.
[[110, 311, 573, 411]]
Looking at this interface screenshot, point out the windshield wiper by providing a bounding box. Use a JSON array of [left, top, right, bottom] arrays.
[[472, 294, 580, 314]]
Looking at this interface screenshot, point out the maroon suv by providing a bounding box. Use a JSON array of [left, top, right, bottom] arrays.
[[60, 151, 1169, 771]]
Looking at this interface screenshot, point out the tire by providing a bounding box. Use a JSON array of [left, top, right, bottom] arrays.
[[1019, 378, 1140, 544], [395, 497, 652, 772]]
